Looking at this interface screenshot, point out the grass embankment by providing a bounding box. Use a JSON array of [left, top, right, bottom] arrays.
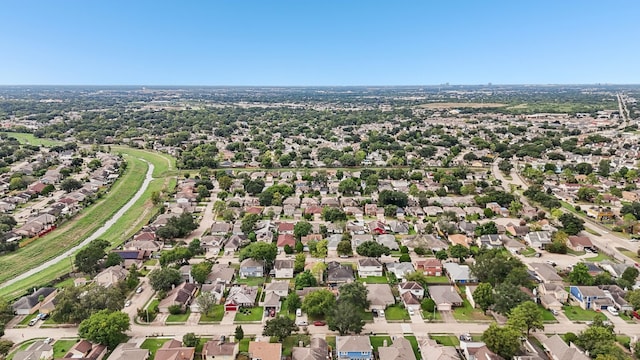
[[0, 132, 63, 147], [0, 147, 176, 300]]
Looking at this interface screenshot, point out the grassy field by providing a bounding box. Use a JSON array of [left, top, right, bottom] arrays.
[[239, 338, 251, 352], [404, 336, 423, 360], [141, 338, 171, 360], [426, 276, 450, 284], [234, 307, 264, 322], [0, 147, 177, 301], [236, 277, 266, 286], [358, 276, 389, 284], [281, 335, 311, 356], [1, 132, 63, 147], [617, 248, 640, 261], [199, 305, 225, 322], [453, 299, 492, 321], [562, 305, 598, 322], [370, 336, 393, 351], [52, 339, 79, 358], [541, 308, 558, 322], [384, 305, 410, 321], [166, 309, 191, 323], [430, 334, 459, 347]]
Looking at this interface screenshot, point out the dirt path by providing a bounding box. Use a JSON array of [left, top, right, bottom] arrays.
[[0, 160, 155, 289]]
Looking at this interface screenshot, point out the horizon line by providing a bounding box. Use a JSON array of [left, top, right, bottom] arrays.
[[0, 83, 639, 88]]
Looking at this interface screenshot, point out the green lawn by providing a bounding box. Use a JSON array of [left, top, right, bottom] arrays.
[[541, 308, 558, 322], [239, 338, 251, 352], [584, 253, 613, 262], [0, 147, 176, 301], [358, 276, 389, 284], [453, 300, 492, 321], [53, 339, 79, 358], [404, 336, 423, 360], [18, 313, 38, 326], [617, 335, 631, 349], [141, 338, 171, 360], [385, 305, 410, 321], [520, 247, 537, 257], [281, 335, 311, 356], [562, 305, 598, 322], [370, 336, 393, 351], [200, 305, 225, 322], [422, 310, 442, 322], [426, 276, 450, 284], [235, 277, 265, 286], [53, 277, 76, 289], [430, 335, 460, 347], [1, 132, 63, 147], [144, 259, 158, 267], [234, 307, 264, 322], [360, 309, 374, 321], [617, 248, 640, 261], [326, 336, 336, 352], [166, 309, 191, 323]]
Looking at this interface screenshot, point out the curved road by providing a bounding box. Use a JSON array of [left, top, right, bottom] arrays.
[[0, 159, 155, 289]]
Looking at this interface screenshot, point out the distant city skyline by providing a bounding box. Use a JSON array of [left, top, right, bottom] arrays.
[[1, 0, 638, 86]]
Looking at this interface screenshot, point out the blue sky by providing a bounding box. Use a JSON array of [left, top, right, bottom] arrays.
[[1, 1, 638, 86]]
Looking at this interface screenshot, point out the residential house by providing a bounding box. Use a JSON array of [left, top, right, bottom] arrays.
[[458, 221, 477, 237], [539, 294, 564, 313], [376, 234, 399, 250], [538, 283, 568, 303], [429, 285, 463, 311], [336, 336, 373, 360], [567, 236, 594, 252], [365, 284, 395, 310], [202, 340, 239, 360], [448, 234, 471, 248], [225, 285, 258, 311], [398, 281, 424, 299], [541, 334, 589, 360], [503, 238, 526, 255], [460, 342, 501, 360], [210, 222, 232, 235], [274, 259, 295, 278], [585, 207, 614, 221], [524, 231, 552, 249], [368, 221, 387, 235], [388, 220, 410, 234], [64, 340, 107, 360], [327, 261, 355, 284], [386, 262, 414, 280], [443, 263, 475, 284], [155, 339, 195, 360], [569, 286, 612, 310], [95, 265, 129, 288], [292, 337, 328, 360], [599, 261, 632, 279], [158, 282, 197, 313], [277, 234, 296, 251], [239, 258, 264, 279], [12, 341, 53, 360], [419, 339, 459, 360], [264, 281, 290, 298], [264, 292, 282, 316], [278, 222, 295, 234], [415, 259, 443, 276], [12, 287, 57, 315], [378, 338, 416, 360], [476, 234, 503, 249], [106, 343, 149, 360], [505, 223, 530, 237], [206, 264, 236, 285], [528, 263, 563, 284], [357, 258, 383, 278], [599, 284, 633, 312], [248, 342, 282, 360], [401, 291, 422, 311]]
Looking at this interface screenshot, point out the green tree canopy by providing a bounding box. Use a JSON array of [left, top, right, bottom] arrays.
[[191, 261, 213, 284], [481, 324, 521, 359], [338, 282, 369, 309], [263, 316, 298, 341], [239, 242, 278, 270], [327, 300, 365, 335], [356, 241, 390, 258], [301, 289, 336, 318], [149, 267, 182, 292], [295, 270, 318, 290], [507, 301, 544, 335], [473, 283, 495, 314], [78, 310, 130, 349]]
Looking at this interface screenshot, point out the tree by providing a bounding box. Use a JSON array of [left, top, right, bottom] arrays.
[[404, 271, 430, 289], [52, 285, 125, 324], [493, 283, 530, 315], [498, 160, 513, 173], [263, 316, 298, 341], [338, 282, 369, 309], [470, 249, 528, 287], [322, 207, 347, 222], [195, 292, 216, 315], [294, 221, 313, 240], [183, 332, 199, 347], [507, 301, 544, 335], [338, 178, 359, 195], [399, 254, 411, 262], [558, 213, 585, 235], [75, 239, 110, 275], [568, 263, 593, 286], [473, 283, 495, 313], [575, 321, 616, 357], [294, 253, 306, 274], [78, 310, 130, 349], [0, 340, 13, 357], [149, 267, 182, 291], [61, 178, 83, 192], [378, 190, 408, 208], [474, 222, 498, 236], [313, 239, 328, 258], [239, 242, 278, 270], [448, 244, 469, 262], [435, 249, 448, 261], [241, 213, 261, 234], [421, 298, 436, 312], [295, 270, 318, 290], [301, 289, 336, 318], [286, 292, 302, 313], [598, 159, 611, 177], [235, 325, 244, 341], [619, 267, 639, 290], [481, 324, 521, 359], [104, 252, 123, 268], [327, 301, 365, 335], [337, 240, 352, 256], [356, 241, 390, 258], [191, 261, 213, 284]]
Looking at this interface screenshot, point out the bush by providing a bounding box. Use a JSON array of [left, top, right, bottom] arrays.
[[400, 246, 409, 254], [421, 298, 436, 312], [399, 254, 411, 263], [414, 247, 426, 255], [168, 305, 184, 315]]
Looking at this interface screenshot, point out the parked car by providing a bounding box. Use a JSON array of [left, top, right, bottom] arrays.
[[372, 309, 378, 317], [408, 308, 415, 316], [136, 287, 143, 294], [124, 300, 132, 307], [379, 309, 385, 317], [296, 308, 302, 317], [607, 306, 619, 316], [297, 320, 308, 326], [28, 318, 38, 326], [313, 320, 326, 326], [632, 311, 640, 320], [44, 337, 53, 344]]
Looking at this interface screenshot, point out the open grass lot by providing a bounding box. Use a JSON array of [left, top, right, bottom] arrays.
[[239, 338, 251, 352], [430, 334, 459, 347], [53, 339, 79, 358], [200, 305, 225, 322], [426, 276, 450, 284], [617, 248, 640, 261], [281, 335, 310, 356], [404, 336, 423, 360], [370, 336, 393, 351], [422, 310, 442, 322], [453, 300, 492, 321], [584, 252, 613, 262], [141, 338, 171, 360], [1, 132, 63, 147], [234, 307, 264, 322], [166, 309, 191, 323], [0, 147, 177, 300], [236, 277, 266, 286], [358, 276, 388, 284], [541, 308, 557, 322], [278, 300, 295, 320], [385, 305, 410, 321], [562, 305, 598, 322]]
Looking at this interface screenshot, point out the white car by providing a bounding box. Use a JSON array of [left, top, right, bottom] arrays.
[[297, 320, 308, 326], [136, 287, 143, 294], [124, 300, 132, 307]]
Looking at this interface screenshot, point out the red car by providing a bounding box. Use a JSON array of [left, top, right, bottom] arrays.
[[313, 321, 326, 326], [632, 311, 640, 320]]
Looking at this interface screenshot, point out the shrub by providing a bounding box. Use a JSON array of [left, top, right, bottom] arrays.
[[168, 305, 184, 315], [414, 247, 426, 255]]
